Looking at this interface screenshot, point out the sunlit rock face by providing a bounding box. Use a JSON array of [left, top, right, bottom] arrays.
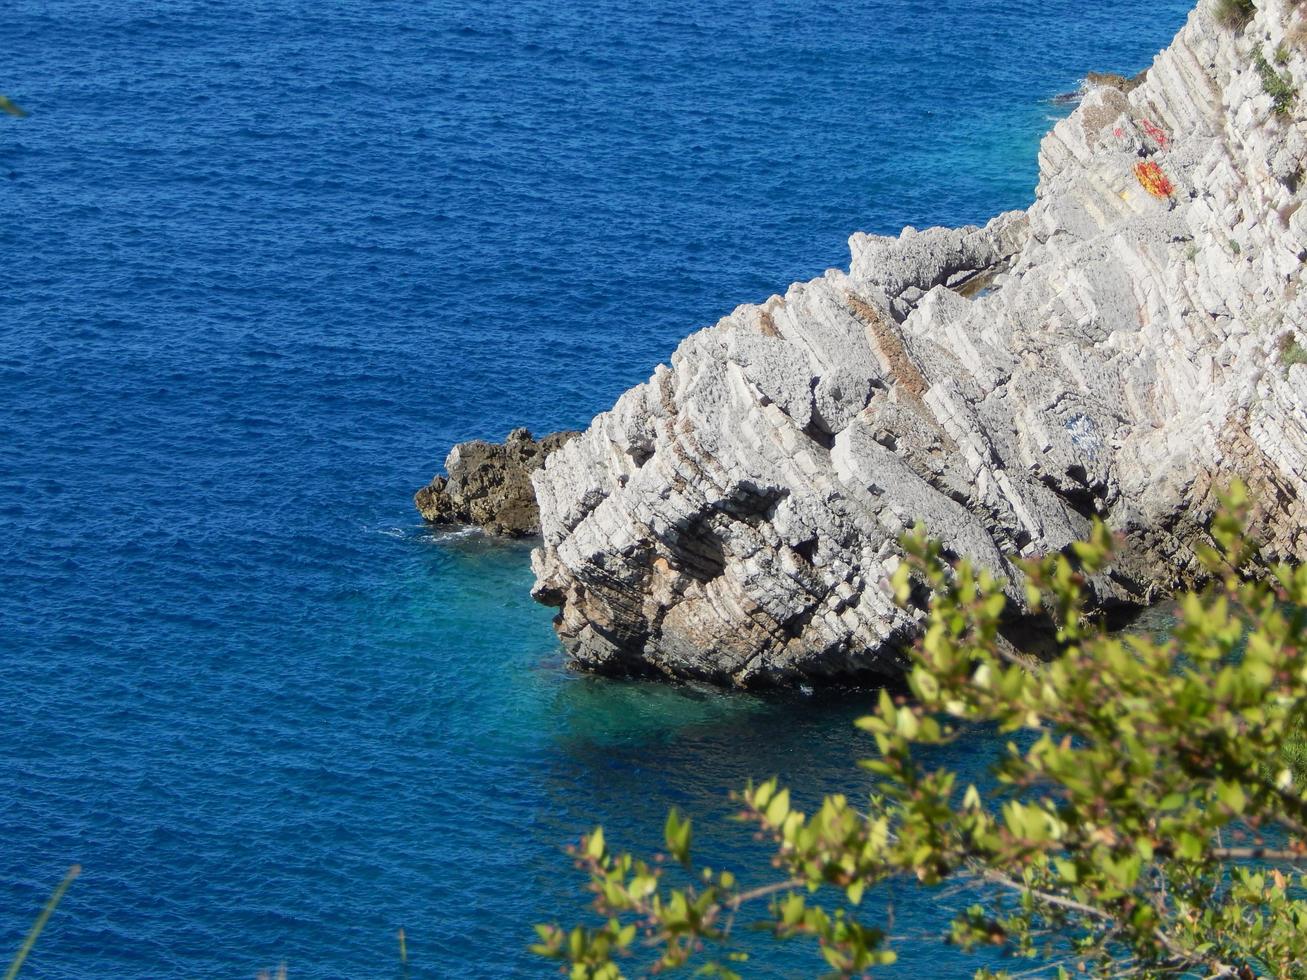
[[530, 0, 1307, 686]]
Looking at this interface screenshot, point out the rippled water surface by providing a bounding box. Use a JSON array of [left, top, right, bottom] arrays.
[[4, 1, 1193, 975]]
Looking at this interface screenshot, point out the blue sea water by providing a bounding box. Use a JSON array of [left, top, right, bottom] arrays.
[[3, 1, 1195, 975]]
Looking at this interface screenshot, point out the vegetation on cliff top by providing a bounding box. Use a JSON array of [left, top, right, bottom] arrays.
[[1216, 0, 1257, 31], [536, 487, 1307, 978]]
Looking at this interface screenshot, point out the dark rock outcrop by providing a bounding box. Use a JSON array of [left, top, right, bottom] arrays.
[[1055, 69, 1151, 106], [415, 428, 579, 537], [1085, 69, 1150, 94]]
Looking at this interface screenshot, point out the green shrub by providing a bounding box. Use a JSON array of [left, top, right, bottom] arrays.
[[1216, 0, 1257, 30], [1255, 45, 1299, 117], [1285, 722, 1307, 780], [1281, 333, 1307, 372], [537, 486, 1307, 978]]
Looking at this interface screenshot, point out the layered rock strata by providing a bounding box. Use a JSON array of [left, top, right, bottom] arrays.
[[415, 428, 579, 537], [525, 0, 1307, 687]]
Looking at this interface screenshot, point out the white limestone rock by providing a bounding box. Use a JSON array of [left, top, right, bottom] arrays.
[[530, 0, 1307, 686]]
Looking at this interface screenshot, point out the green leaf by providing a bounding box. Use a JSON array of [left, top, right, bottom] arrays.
[[913, 668, 939, 701], [765, 788, 791, 826], [780, 892, 805, 927], [1216, 781, 1246, 814], [664, 808, 692, 865]]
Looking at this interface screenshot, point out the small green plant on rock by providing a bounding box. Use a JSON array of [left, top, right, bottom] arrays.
[[1281, 334, 1307, 373], [1255, 45, 1298, 117], [1216, 0, 1257, 30], [535, 486, 1307, 978]]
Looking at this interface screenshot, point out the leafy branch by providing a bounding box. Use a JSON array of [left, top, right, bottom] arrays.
[[535, 484, 1307, 978]]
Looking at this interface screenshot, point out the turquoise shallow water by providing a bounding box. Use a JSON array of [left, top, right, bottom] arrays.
[[3, 0, 1193, 975]]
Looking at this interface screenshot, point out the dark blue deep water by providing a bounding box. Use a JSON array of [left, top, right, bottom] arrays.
[[4, 1, 1193, 975]]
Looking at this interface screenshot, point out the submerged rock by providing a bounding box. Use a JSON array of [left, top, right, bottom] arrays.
[[415, 428, 579, 537], [527, 0, 1307, 687]]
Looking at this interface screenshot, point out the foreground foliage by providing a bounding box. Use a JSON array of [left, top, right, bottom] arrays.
[[534, 486, 1307, 977], [6, 866, 79, 980]]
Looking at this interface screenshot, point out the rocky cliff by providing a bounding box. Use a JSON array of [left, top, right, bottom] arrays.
[[528, 0, 1307, 686]]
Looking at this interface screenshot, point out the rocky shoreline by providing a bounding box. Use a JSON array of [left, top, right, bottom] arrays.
[[421, 0, 1307, 687], [415, 428, 578, 538]]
